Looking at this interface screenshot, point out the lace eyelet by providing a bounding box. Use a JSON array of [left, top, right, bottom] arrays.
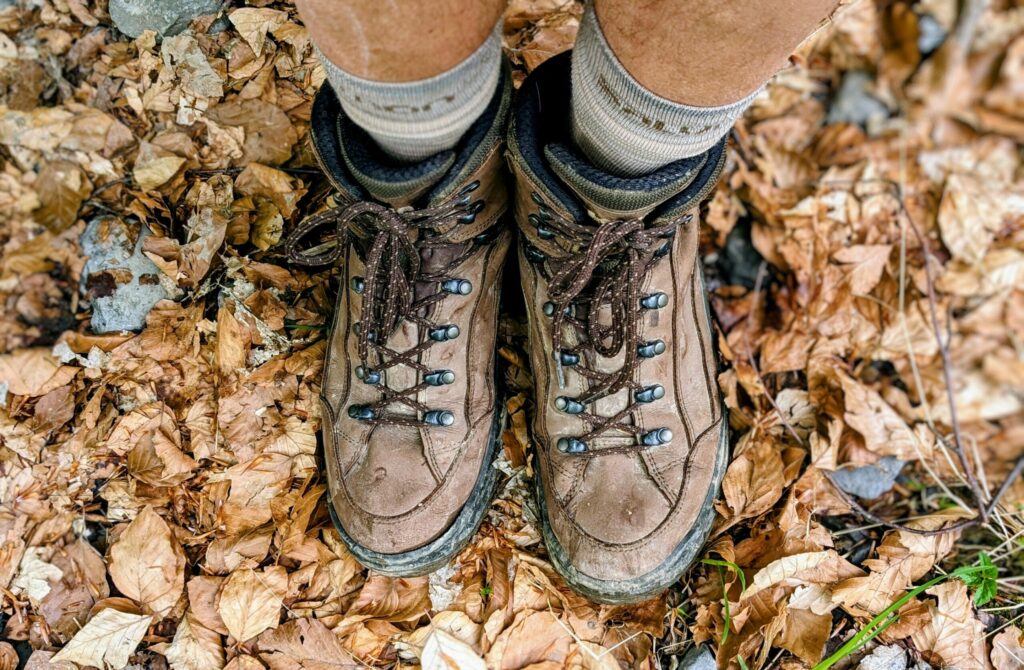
[[424, 369, 456, 386], [348, 405, 376, 421], [350, 276, 364, 294], [554, 397, 585, 414], [641, 428, 673, 446], [429, 325, 460, 341], [640, 292, 669, 309], [557, 437, 588, 454], [637, 340, 666, 358], [536, 226, 555, 240], [355, 366, 381, 385], [441, 279, 473, 295], [524, 245, 546, 263], [424, 410, 455, 427], [530, 191, 545, 206], [352, 323, 377, 341], [557, 351, 580, 366], [634, 384, 665, 403]]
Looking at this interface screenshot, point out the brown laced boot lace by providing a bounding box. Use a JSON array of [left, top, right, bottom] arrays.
[[528, 200, 694, 455], [285, 182, 487, 428]]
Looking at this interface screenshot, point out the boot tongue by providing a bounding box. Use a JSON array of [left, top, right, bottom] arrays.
[[544, 142, 706, 222], [337, 116, 457, 208]]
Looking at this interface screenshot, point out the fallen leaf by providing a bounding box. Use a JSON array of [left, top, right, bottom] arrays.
[[218, 566, 287, 642], [911, 580, 991, 670], [108, 506, 186, 619], [229, 8, 288, 57], [257, 618, 356, 669], [51, 607, 152, 669], [163, 613, 225, 670], [422, 628, 486, 670]]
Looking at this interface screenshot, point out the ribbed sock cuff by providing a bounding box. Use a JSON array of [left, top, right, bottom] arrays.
[[570, 5, 760, 177], [317, 24, 502, 162]]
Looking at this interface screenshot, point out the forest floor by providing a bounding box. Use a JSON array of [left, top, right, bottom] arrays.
[[1, 0, 1023, 668]]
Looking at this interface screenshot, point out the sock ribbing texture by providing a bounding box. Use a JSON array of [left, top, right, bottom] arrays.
[[318, 24, 502, 162], [570, 6, 760, 177]]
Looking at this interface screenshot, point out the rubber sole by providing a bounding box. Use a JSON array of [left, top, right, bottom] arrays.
[[535, 417, 729, 604], [328, 403, 506, 577]]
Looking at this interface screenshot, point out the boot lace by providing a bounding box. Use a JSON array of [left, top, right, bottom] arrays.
[[285, 182, 485, 428], [528, 196, 692, 454]]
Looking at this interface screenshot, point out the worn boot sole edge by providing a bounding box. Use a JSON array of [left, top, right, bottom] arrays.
[[534, 414, 728, 604], [327, 401, 507, 577]]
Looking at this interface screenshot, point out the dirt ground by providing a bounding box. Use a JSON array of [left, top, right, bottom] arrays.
[[0, 0, 1023, 668]]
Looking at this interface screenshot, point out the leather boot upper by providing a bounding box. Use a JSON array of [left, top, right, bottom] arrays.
[[289, 70, 512, 556], [507, 53, 729, 585]]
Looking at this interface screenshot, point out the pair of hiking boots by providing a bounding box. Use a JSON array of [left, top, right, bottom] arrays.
[[286, 53, 729, 604]]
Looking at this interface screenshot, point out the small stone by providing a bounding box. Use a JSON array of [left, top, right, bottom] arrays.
[[917, 14, 947, 56], [831, 456, 907, 500], [677, 645, 716, 670], [109, 0, 223, 38], [859, 645, 908, 670], [81, 217, 169, 334], [827, 71, 891, 128]]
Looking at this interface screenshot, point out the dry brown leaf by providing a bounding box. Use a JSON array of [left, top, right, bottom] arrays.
[[348, 574, 430, 622], [743, 551, 862, 600], [910, 581, 991, 670], [163, 613, 225, 670], [108, 506, 185, 620], [840, 374, 928, 461], [229, 8, 288, 57], [991, 626, 1024, 670], [133, 142, 187, 191], [777, 606, 832, 665], [721, 439, 785, 522], [422, 629, 487, 670], [51, 607, 152, 669], [0, 348, 76, 397], [833, 244, 892, 294], [33, 159, 90, 232], [833, 510, 968, 616], [218, 566, 287, 642], [485, 611, 575, 669]]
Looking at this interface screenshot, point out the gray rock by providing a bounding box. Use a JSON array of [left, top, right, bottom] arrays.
[[859, 645, 908, 670], [109, 0, 223, 38], [827, 71, 891, 127], [678, 646, 716, 670], [917, 14, 947, 56], [81, 217, 169, 334], [832, 456, 907, 500]]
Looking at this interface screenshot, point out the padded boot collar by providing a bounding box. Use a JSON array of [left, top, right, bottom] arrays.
[[309, 63, 512, 209], [509, 51, 727, 224]]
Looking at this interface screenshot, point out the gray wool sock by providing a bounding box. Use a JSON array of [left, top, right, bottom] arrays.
[[317, 24, 502, 162], [570, 5, 760, 177]]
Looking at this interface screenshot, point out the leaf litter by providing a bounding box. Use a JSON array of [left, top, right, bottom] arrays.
[[0, 0, 1023, 669]]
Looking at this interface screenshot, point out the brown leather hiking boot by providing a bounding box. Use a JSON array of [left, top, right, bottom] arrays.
[[507, 53, 729, 603], [285, 68, 512, 575]]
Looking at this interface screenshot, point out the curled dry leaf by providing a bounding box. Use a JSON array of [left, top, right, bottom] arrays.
[[840, 374, 929, 461], [108, 506, 185, 620], [51, 607, 152, 670]]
